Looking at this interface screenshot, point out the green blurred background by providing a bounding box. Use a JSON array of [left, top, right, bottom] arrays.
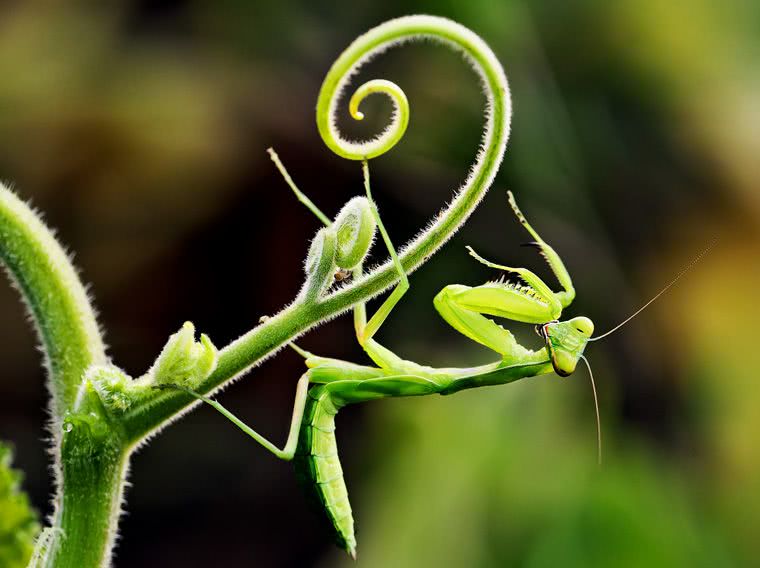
[[0, 1, 758, 566]]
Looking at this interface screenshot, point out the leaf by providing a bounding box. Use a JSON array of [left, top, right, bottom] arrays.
[[0, 442, 40, 568]]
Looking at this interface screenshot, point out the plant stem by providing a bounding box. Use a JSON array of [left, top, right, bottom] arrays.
[[46, 440, 128, 568], [41, 388, 129, 568], [125, 14, 511, 443], [0, 15, 512, 567], [1, 183, 111, 566], [0, 185, 106, 421], [122, 300, 315, 441]]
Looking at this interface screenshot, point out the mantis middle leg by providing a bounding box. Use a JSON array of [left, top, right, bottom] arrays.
[[269, 149, 412, 371], [351, 160, 412, 370]]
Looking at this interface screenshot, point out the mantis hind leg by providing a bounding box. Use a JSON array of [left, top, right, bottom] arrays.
[[165, 374, 311, 461]]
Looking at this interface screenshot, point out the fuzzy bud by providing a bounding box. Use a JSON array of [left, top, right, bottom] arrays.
[[150, 322, 218, 387], [85, 365, 133, 412], [303, 227, 337, 299], [333, 196, 376, 269]]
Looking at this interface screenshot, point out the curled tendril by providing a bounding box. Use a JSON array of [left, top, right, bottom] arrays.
[[318, 42, 412, 160], [342, 79, 410, 159], [314, 15, 511, 308]]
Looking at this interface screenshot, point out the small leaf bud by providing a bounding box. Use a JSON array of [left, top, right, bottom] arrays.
[[150, 322, 219, 386], [303, 227, 337, 299], [333, 196, 376, 269]]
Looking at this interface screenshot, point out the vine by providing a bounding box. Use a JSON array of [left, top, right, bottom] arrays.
[[0, 15, 512, 566]]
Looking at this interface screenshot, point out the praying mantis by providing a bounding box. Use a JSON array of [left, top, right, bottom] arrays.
[[171, 146, 712, 556], [161, 13, 714, 555], [172, 154, 601, 558]]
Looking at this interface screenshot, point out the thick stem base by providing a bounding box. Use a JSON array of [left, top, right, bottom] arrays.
[[45, 411, 129, 568]]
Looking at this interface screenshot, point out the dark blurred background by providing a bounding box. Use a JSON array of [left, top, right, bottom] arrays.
[[0, 1, 758, 566]]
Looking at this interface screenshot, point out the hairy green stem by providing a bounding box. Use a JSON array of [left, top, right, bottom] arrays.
[[0, 186, 106, 422], [50, 437, 127, 568], [42, 386, 130, 568], [1, 15, 511, 567], [0, 185, 115, 568], [123, 15, 512, 442]]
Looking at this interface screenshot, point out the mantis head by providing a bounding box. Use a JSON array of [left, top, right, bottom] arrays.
[[539, 316, 594, 377]]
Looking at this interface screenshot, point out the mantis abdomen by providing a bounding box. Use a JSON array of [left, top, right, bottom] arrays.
[[292, 373, 444, 556], [293, 385, 356, 557]]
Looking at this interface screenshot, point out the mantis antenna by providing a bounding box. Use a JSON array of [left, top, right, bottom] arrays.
[[581, 240, 716, 466], [589, 239, 717, 342], [580, 355, 602, 466]]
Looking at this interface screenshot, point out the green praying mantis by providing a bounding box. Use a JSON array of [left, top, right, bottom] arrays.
[[0, 14, 715, 566], [170, 152, 607, 557], [168, 149, 711, 557], [156, 12, 714, 557]]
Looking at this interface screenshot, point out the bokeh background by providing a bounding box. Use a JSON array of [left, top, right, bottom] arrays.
[[0, 1, 758, 566]]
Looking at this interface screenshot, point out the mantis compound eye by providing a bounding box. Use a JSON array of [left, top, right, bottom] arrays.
[[333, 196, 377, 269], [571, 316, 594, 337], [550, 350, 578, 377]]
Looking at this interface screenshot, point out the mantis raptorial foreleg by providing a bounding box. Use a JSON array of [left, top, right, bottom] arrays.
[[433, 209, 569, 356], [432, 284, 524, 357], [430, 192, 581, 359], [465, 247, 559, 306], [507, 190, 575, 307]]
